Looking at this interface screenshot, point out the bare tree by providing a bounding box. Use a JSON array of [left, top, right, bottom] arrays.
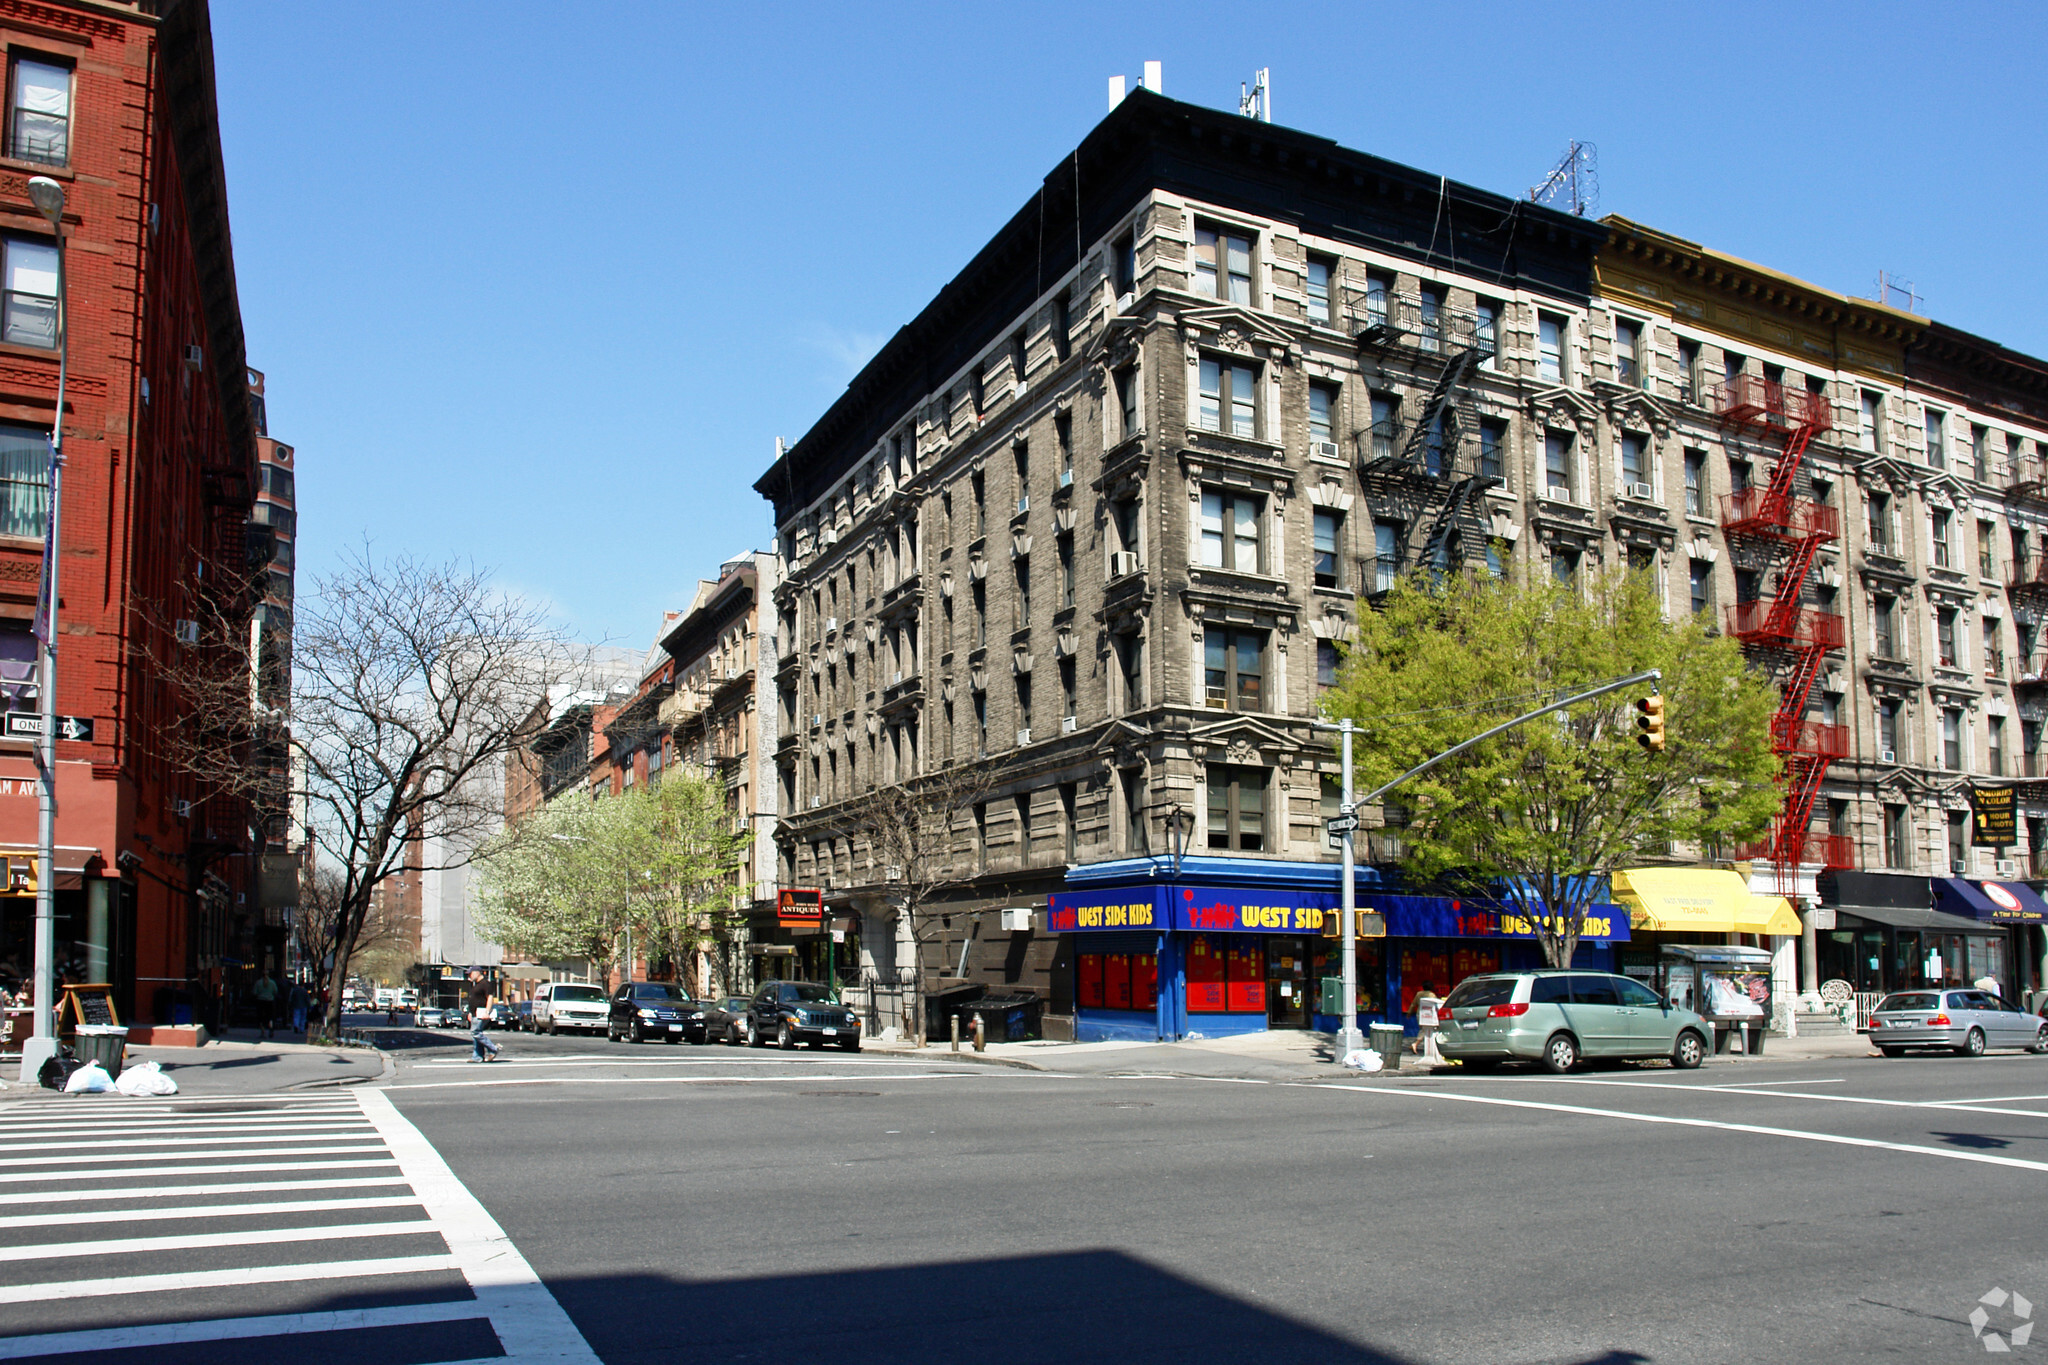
[[840, 762, 999, 1045], [166, 549, 566, 1038]]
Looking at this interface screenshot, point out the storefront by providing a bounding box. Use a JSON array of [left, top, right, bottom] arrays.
[[1610, 868, 1799, 1013], [1818, 871, 2047, 1001], [1052, 857, 1627, 1043], [1930, 878, 2047, 999]]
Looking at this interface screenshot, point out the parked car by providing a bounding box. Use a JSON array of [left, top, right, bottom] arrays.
[[1438, 969, 1710, 1073], [1868, 989, 2048, 1057], [399, 990, 418, 1009], [747, 980, 862, 1051], [511, 1001, 533, 1032], [440, 1005, 467, 1029], [485, 1003, 514, 1028], [608, 982, 709, 1044], [703, 996, 754, 1046], [532, 981, 610, 1035], [416, 1006, 446, 1028]]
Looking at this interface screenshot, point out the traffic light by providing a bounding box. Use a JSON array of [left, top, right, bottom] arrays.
[[4, 855, 33, 896], [1635, 694, 1666, 753]]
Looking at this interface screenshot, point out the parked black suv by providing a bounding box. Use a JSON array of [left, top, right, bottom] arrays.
[[608, 982, 708, 1044], [748, 980, 861, 1051]]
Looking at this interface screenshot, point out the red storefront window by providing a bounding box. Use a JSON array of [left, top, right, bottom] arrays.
[[1134, 952, 1158, 1009], [1104, 954, 1133, 1010], [1187, 934, 1227, 1012], [1224, 939, 1267, 1013], [1078, 953, 1104, 1008]]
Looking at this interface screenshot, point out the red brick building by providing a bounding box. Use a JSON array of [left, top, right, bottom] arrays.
[[0, 0, 258, 1040]]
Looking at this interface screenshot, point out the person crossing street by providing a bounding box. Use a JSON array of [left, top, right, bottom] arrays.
[[467, 969, 501, 1063]]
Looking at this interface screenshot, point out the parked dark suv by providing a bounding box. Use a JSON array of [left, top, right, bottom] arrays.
[[608, 982, 708, 1044], [748, 980, 861, 1051]]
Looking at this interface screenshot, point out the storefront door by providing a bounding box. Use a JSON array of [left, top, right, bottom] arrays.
[[1267, 936, 1311, 1029]]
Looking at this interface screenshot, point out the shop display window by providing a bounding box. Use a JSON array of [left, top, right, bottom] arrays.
[[1398, 947, 1451, 1014], [1187, 933, 1268, 1013], [1134, 952, 1158, 1009], [1311, 942, 1384, 1014], [1104, 954, 1132, 1010], [1078, 954, 1104, 1009], [1077, 947, 1157, 1013], [1187, 933, 1227, 1012]]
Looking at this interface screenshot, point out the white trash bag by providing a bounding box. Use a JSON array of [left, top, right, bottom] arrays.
[[1341, 1048, 1383, 1072], [63, 1060, 112, 1093], [115, 1059, 177, 1096]]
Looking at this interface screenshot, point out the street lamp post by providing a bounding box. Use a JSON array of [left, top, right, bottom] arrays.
[[16, 175, 64, 1083]]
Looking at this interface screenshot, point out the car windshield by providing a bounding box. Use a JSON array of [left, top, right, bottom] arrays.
[[1876, 992, 1943, 1012], [633, 985, 689, 1001], [783, 984, 833, 1003], [552, 986, 606, 1003], [1443, 977, 1516, 1009]]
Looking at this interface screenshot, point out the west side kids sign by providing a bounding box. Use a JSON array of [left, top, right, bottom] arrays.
[[1046, 886, 1626, 940]]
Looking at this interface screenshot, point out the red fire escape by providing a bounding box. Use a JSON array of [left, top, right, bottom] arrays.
[[1716, 374, 1853, 877]]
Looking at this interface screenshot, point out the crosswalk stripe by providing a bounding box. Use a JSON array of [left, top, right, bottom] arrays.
[[0, 1253, 461, 1305], [1, 1143, 388, 1167], [0, 1217, 440, 1262], [0, 1158, 399, 1185], [0, 1299, 487, 1359], [0, 1104, 359, 1122], [0, 1176, 412, 1206], [0, 1195, 422, 1230], [3, 1130, 375, 1154], [0, 1122, 375, 1140]]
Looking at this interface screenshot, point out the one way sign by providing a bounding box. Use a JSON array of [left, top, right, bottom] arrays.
[[4, 713, 94, 742]]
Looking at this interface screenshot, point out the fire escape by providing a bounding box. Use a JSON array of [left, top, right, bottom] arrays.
[[2004, 447, 2048, 816], [1350, 287, 1498, 584], [1716, 375, 1851, 881]]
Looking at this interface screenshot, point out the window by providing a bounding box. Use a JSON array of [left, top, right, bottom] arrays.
[[1866, 492, 1891, 552], [1544, 430, 1573, 498], [1943, 709, 1963, 771], [1373, 521, 1399, 591], [1204, 628, 1266, 712], [971, 578, 986, 648], [1552, 548, 1579, 584], [1305, 254, 1334, 325], [1055, 411, 1073, 485], [1538, 313, 1565, 382], [0, 423, 48, 540], [8, 58, 68, 167], [1949, 811, 1969, 871], [1677, 339, 1701, 403], [973, 801, 989, 872], [1984, 613, 2004, 676], [1884, 804, 1910, 869], [1200, 489, 1263, 573], [1313, 510, 1343, 589], [1729, 459, 1751, 496], [1061, 782, 1079, 861], [1013, 438, 1030, 503], [1014, 555, 1030, 628], [1, 237, 55, 348], [1932, 508, 1952, 569], [1197, 358, 1258, 438], [1116, 632, 1143, 710], [1688, 560, 1711, 615], [1123, 769, 1148, 853], [1308, 382, 1338, 452], [1193, 225, 1253, 305], [1423, 410, 1449, 475], [1206, 765, 1267, 851], [1057, 532, 1074, 608], [1878, 698, 1900, 757], [1053, 292, 1072, 362], [1364, 270, 1391, 328], [1369, 392, 1399, 462], [1114, 366, 1140, 442], [1113, 497, 1141, 563], [1417, 286, 1444, 353], [1873, 597, 1898, 659], [1113, 228, 1136, 296], [1937, 607, 1958, 668], [1620, 432, 1647, 494], [974, 689, 988, 752], [1722, 349, 1745, 386], [971, 470, 985, 538], [1991, 716, 2007, 777], [1859, 390, 1883, 453], [1614, 318, 1641, 387], [1016, 794, 1034, 865], [1924, 408, 1946, 469], [1317, 640, 1340, 689], [1060, 657, 1076, 722], [1972, 424, 1990, 481], [1479, 420, 1505, 482], [1980, 520, 1998, 579], [1683, 449, 1704, 516], [1475, 298, 1499, 368]]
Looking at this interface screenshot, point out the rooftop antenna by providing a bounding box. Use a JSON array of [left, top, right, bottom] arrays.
[[1238, 68, 1271, 122], [1108, 61, 1162, 111], [1874, 270, 1923, 314], [1528, 140, 1598, 217]]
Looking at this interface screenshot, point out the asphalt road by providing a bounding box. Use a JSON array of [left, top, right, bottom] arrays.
[[6, 1024, 2048, 1364]]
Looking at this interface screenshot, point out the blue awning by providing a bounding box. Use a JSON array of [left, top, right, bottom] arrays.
[[1932, 877, 2048, 924]]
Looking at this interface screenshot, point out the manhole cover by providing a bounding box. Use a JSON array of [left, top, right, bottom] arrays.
[[1098, 1101, 1154, 1109], [800, 1090, 880, 1097]]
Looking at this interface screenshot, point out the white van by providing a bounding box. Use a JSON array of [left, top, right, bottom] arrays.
[[532, 981, 609, 1035]]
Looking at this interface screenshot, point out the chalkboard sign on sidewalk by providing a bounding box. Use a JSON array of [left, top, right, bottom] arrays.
[[58, 983, 120, 1030]]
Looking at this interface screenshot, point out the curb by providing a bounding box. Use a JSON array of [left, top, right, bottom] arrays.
[[864, 1045, 1048, 1072]]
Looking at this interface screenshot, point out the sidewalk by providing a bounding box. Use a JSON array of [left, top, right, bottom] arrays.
[[0, 1035, 388, 1103]]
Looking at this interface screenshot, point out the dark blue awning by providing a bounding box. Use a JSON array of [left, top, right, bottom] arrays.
[[1932, 878, 2048, 924]]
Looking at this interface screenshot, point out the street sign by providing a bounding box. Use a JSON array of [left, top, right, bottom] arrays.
[[3, 712, 92, 741], [1323, 815, 1359, 835]]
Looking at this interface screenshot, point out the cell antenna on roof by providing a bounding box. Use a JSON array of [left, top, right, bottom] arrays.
[[1238, 68, 1271, 123], [1528, 141, 1598, 217], [1108, 62, 1162, 112]]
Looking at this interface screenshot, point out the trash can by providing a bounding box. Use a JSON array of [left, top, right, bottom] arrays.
[[959, 992, 1042, 1042], [1369, 1022, 1404, 1073], [71, 1025, 127, 1079], [924, 984, 984, 1042]]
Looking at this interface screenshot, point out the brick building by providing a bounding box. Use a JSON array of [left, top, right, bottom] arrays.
[[0, 0, 259, 1040]]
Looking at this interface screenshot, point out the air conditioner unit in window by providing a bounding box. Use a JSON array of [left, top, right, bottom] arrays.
[[810, 796, 823, 809], [1058, 469, 1074, 489], [811, 714, 824, 728], [1952, 859, 1968, 875], [725, 667, 741, 680], [825, 616, 838, 634], [1880, 749, 1897, 764], [174, 619, 199, 646], [884, 865, 903, 881], [1000, 907, 1033, 933], [173, 799, 192, 819], [1315, 440, 1342, 461], [1062, 716, 1077, 733], [1110, 551, 1138, 578], [1997, 859, 2019, 877], [1016, 494, 1030, 514], [1630, 482, 1654, 500], [183, 344, 203, 372], [1116, 291, 1135, 315], [1016, 727, 1031, 746], [892, 671, 903, 686]]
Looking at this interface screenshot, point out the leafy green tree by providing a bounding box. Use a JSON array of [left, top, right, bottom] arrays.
[[1322, 566, 1780, 967], [625, 772, 754, 995]]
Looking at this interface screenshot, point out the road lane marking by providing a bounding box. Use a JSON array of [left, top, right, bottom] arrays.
[[0, 1120, 375, 1139], [1547, 1076, 2048, 1120], [0, 1217, 439, 1262], [0, 1159, 399, 1186], [404, 1055, 976, 1069], [1, 1129, 377, 1154], [1314, 1083, 2048, 1173], [0, 1195, 422, 1230], [357, 1088, 600, 1363], [0, 1177, 411, 1206], [385, 1070, 1004, 1091], [0, 1254, 460, 1305], [1704, 1078, 1845, 1087], [0, 1299, 487, 1359], [0, 1144, 388, 1168]]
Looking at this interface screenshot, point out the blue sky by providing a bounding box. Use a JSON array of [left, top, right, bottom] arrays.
[[211, 1, 2048, 650]]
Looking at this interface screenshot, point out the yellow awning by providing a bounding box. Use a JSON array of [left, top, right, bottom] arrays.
[[1613, 868, 1802, 936]]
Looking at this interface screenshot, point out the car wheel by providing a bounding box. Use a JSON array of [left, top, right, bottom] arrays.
[[2031, 1026, 2048, 1056], [1880, 1046, 1905, 1058], [1541, 1032, 1579, 1074], [1671, 1030, 1705, 1071], [1958, 1027, 1987, 1058], [751, 1021, 769, 1048], [778, 1022, 796, 1050], [724, 1024, 740, 1046], [547, 1019, 558, 1037], [606, 1024, 618, 1042], [630, 1019, 646, 1045]]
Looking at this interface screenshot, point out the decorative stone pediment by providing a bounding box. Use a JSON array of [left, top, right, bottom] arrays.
[[1190, 713, 1300, 765], [1853, 454, 1919, 494], [1307, 477, 1354, 512], [1606, 390, 1680, 442], [1526, 386, 1602, 439], [1176, 304, 1297, 361], [1309, 614, 1355, 642]]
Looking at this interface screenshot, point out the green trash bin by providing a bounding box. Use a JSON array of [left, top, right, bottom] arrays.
[[1369, 1021, 1404, 1073], [71, 1025, 127, 1079]]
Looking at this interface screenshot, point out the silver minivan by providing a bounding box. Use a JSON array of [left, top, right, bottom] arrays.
[[1438, 969, 1711, 1073]]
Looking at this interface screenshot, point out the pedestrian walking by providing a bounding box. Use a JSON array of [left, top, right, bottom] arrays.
[[467, 969, 501, 1063], [288, 980, 310, 1035], [251, 973, 280, 1040]]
